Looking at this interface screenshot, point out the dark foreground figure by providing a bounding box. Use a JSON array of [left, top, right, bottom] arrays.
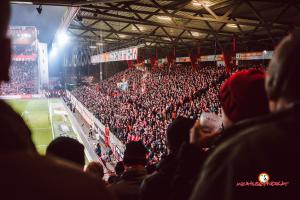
[[190, 33, 300, 200]]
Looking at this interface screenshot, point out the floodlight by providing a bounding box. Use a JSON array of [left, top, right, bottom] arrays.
[[57, 32, 70, 46], [49, 48, 58, 59]]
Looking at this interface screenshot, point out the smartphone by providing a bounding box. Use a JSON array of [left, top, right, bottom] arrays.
[[199, 112, 223, 133]]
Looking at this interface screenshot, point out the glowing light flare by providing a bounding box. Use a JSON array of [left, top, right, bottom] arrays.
[[56, 32, 70, 46], [118, 34, 127, 38], [49, 46, 58, 59], [191, 31, 203, 37], [226, 24, 238, 28]]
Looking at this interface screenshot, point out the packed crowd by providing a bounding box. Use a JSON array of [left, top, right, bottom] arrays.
[[71, 65, 227, 163], [0, 60, 38, 95], [2, 2, 299, 199]]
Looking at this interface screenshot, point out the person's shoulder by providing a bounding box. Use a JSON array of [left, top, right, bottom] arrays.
[[191, 106, 300, 200], [210, 119, 275, 162], [140, 171, 161, 189], [205, 105, 300, 171]]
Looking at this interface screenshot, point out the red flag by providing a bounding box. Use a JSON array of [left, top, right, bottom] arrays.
[[105, 126, 110, 147], [150, 56, 158, 68], [190, 53, 198, 70], [127, 60, 134, 69]]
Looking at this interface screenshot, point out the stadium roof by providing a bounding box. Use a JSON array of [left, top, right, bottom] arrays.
[[13, 0, 300, 54]]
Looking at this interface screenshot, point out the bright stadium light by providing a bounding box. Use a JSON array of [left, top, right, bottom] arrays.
[[57, 32, 70, 46], [132, 25, 145, 32], [226, 23, 238, 28], [192, 0, 213, 7], [191, 31, 203, 37], [118, 34, 127, 38], [157, 16, 172, 21], [49, 46, 58, 59], [162, 37, 172, 41]]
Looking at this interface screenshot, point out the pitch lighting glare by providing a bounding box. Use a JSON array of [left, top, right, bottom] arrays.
[[57, 32, 70, 46], [96, 42, 104, 46], [49, 46, 58, 59], [89, 46, 97, 49], [157, 16, 172, 21]]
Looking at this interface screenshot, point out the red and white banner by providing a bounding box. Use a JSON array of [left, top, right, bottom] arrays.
[[236, 51, 273, 60], [91, 46, 138, 64]]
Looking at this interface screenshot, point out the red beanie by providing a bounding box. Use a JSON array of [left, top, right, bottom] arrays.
[[219, 69, 269, 123]]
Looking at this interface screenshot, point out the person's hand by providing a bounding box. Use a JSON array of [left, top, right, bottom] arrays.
[[189, 120, 220, 147]]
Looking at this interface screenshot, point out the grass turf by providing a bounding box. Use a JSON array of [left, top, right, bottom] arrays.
[[5, 99, 52, 154]]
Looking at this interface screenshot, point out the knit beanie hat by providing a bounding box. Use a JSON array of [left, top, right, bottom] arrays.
[[219, 69, 269, 123]]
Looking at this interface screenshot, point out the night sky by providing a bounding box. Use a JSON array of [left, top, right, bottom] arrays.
[[10, 4, 66, 45], [10, 4, 67, 75]]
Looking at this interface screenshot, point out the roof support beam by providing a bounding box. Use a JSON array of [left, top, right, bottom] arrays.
[[79, 9, 235, 37], [69, 24, 206, 42], [245, 0, 275, 45]]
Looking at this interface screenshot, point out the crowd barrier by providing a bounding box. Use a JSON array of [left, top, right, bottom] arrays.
[[66, 90, 125, 161]]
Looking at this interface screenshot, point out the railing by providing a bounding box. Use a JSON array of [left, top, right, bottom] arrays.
[[66, 90, 125, 161]]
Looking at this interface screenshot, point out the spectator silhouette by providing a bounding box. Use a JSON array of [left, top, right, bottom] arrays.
[[46, 137, 85, 168], [107, 161, 125, 185], [141, 117, 195, 200], [169, 69, 270, 200], [190, 33, 300, 200], [85, 161, 104, 181], [0, 2, 112, 199], [108, 141, 148, 200]]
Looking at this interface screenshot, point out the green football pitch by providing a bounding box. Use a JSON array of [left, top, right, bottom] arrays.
[[5, 99, 53, 154]]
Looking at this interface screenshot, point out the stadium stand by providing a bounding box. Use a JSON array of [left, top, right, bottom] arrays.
[[70, 65, 227, 163], [2, 1, 300, 200], [0, 60, 38, 95]]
